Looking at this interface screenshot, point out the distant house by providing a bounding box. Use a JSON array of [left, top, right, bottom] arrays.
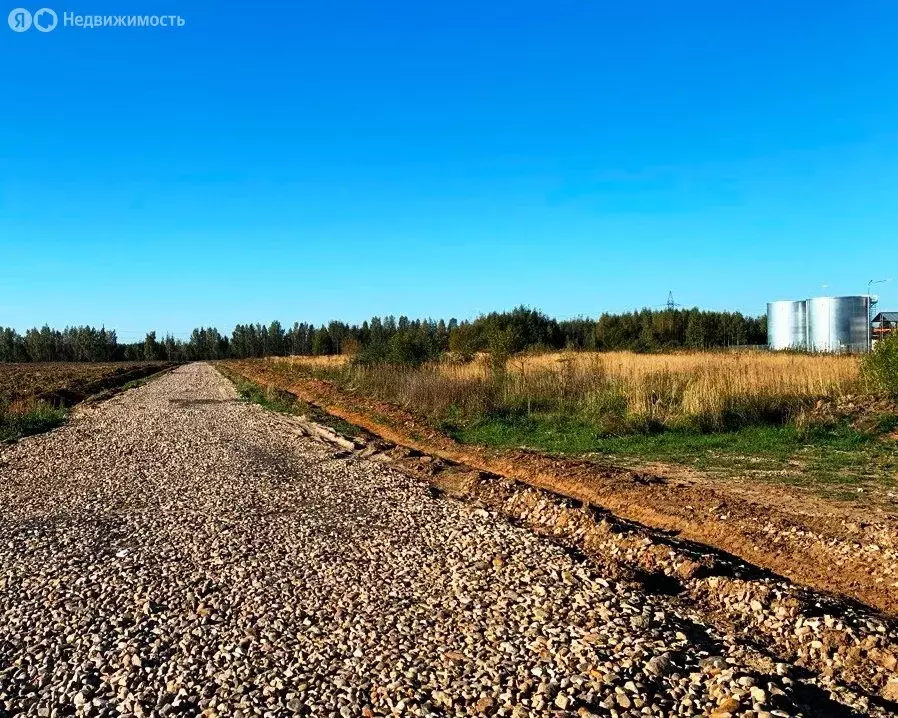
[[872, 312, 898, 341]]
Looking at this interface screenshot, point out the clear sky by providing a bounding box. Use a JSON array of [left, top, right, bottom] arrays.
[[1, 1, 896, 340]]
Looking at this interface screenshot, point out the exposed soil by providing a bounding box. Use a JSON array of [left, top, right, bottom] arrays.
[[221, 360, 898, 620], [0, 362, 177, 408]]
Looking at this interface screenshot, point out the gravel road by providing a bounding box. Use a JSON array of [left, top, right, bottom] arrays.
[[0, 365, 885, 717]]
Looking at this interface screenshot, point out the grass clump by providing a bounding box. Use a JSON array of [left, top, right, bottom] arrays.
[[228, 373, 362, 438], [0, 400, 67, 442], [863, 332, 898, 400], [235, 379, 299, 414]]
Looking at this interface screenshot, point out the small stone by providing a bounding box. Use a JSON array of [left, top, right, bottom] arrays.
[[645, 655, 673, 677], [750, 686, 767, 703], [476, 696, 496, 714], [700, 656, 728, 674], [883, 677, 898, 701], [716, 697, 740, 713]]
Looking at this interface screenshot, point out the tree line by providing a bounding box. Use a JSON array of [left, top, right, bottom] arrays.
[[0, 326, 119, 362], [0, 306, 767, 364]]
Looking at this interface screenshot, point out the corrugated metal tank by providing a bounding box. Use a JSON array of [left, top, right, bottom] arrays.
[[767, 300, 808, 350], [807, 296, 870, 353]]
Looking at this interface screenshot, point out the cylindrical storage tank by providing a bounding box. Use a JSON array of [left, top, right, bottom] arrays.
[[767, 300, 808, 350], [807, 296, 870, 353]]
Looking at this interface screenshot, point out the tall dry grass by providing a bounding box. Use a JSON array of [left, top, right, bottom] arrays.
[[278, 355, 349, 370], [272, 351, 864, 433]]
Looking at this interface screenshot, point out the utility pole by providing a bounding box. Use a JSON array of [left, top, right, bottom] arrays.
[[867, 278, 891, 351]]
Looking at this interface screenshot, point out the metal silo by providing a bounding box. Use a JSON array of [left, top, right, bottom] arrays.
[[767, 300, 808, 350], [807, 296, 871, 353]]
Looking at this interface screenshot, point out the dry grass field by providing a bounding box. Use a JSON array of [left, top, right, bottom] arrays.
[[280, 354, 349, 371], [258, 349, 898, 493], [275, 350, 864, 432], [445, 350, 861, 420]]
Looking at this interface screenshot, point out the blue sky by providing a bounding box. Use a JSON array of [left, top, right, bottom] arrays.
[[1, 1, 896, 340]]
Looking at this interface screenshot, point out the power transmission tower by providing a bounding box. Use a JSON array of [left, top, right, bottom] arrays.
[[666, 291, 682, 310]]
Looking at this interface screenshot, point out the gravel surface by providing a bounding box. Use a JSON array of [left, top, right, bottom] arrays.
[[0, 364, 887, 717]]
